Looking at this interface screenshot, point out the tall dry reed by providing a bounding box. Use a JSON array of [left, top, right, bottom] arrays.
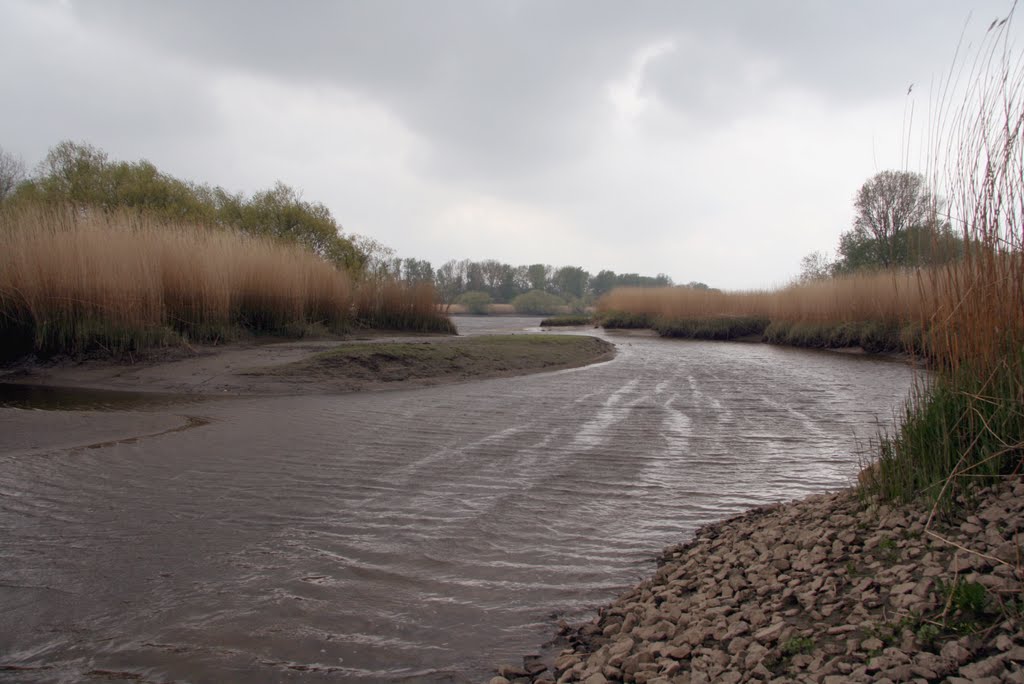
[[599, 270, 934, 327], [869, 16, 1024, 506], [598, 271, 934, 351], [0, 204, 451, 357], [354, 278, 456, 333]]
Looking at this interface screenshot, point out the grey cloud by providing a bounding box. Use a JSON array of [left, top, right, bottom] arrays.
[[0, 2, 219, 168], [68, 1, 1005, 181], [68, 1, 649, 183]]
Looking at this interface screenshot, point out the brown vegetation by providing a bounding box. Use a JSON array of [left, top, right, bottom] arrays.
[[599, 270, 931, 330], [0, 203, 452, 359]]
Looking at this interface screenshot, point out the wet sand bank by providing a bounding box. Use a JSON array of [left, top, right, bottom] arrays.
[[0, 333, 615, 398]]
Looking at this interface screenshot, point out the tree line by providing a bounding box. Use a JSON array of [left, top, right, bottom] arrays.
[[800, 170, 965, 281], [0, 141, 700, 307], [371, 257, 690, 309], [0, 141, 365, 271]]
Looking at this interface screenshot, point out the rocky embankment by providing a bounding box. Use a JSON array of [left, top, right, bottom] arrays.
[[492, 479, 1024, 684]]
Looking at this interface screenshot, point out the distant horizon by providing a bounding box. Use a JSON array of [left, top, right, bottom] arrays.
[[1, 0, 1016, 289]]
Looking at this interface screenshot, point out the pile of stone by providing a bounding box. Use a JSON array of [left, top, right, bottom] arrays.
[[491, 477, 1024, 684]]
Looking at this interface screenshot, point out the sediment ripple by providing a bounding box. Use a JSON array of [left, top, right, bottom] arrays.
[[0, 318, 917, 682]]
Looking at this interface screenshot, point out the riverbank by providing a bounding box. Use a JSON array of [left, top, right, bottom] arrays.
[[0, 333, 615, 397], [494, 479, 1024, 683]]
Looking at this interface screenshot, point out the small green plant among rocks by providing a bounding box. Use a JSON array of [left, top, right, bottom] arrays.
[[936, 578, 993, 634], [780, 636, 815, 657]]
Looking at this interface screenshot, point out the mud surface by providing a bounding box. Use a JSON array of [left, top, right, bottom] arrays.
[[0, 317, 917, 682], [0, 326, 608, 397]]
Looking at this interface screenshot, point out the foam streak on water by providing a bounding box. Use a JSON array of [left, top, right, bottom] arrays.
[[0, 319, 916, 682]]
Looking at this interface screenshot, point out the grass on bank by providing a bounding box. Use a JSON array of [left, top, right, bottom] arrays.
[[0, 204, 453, 360], [863, 19, 1024, 509], [260, 334, 615, 384], [540, 314, 594, 326]]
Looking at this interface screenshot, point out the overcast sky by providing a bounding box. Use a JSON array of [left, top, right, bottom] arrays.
[[0, 1, 1016, 289]]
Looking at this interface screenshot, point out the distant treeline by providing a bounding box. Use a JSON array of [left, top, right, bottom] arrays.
[[0, 141, 705, 312], [373, 257, 707, 309]]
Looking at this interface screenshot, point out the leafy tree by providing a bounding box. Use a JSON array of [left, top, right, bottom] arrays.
[[616, 272, 673, 288], [352, 235, 397, 278], [853, 171, 934, 268], [496, 263, 519, 302], [526, 263, 549, 291], [799, 251, 834, 282], [457, 290, 492, 314], [27, 140, 110, 205], [479, 259, 506, 295], [511, 289, 565, 315], [105, 160, 217, 223], [15, 140, 367, 272], [512, 265, 532, 293], [461, 261, 483, 293], [401, 258, 434, 284], [434, 259, 465, 306], [241, 181, 363, 271], [0, 146, 26, 201], [590, 269, 617, 297], [554, 265, 590, 299], [827, 170, 962, 274]]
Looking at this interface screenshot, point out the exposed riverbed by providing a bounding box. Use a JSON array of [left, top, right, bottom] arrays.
[[0, 317, 917, 682]]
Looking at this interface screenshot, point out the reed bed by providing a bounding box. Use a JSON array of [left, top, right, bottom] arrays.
[[600, 269, 931, 324], [867, 22, 1024, 507], [0, 204, 451, 358], [598, 270, 932, 351], [354, 279, 456, 334]]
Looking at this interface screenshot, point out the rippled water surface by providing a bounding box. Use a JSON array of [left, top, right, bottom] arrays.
[[0, 318, 917, 682]]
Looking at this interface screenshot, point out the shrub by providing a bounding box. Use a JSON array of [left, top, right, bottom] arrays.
[[456, 291, 492, 315], [511, 289, 566, 315]]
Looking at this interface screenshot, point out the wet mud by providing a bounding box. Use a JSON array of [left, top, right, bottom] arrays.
[[0, 317, 917, 682]]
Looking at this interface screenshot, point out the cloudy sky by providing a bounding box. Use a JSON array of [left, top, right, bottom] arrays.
[[0, 1, 1015, 288]]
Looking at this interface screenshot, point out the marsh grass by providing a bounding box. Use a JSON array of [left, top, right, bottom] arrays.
[[598, 311, 656, 329], [762, 320, 918, 353], [656, 316, 769, 340], [267, 334, 613, 383], [0, 204, 451, 359], [540, 314, 594, 326], [598, 270, 931, 349], [863, 16, 1024, 508]]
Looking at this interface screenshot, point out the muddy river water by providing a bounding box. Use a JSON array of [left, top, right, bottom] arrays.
[[0, 318, 917, 683]]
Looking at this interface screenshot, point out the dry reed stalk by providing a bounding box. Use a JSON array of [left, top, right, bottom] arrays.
[[0, 203, 374, 354], [598, 270, 936, 328]]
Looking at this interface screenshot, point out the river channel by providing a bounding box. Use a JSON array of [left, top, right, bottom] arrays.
[[0, 318, 917, 683]]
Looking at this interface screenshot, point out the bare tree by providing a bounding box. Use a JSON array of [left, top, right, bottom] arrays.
[[853, 170, 934, 268], [0, 145, 26, 200]]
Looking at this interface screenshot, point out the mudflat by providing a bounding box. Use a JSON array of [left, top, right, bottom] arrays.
[[0, 333, 616, 396]]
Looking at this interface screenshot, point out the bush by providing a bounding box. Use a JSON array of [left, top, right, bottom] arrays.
[[456, 290, 492, 314], [511, 289, 565, 315], [540, 314, 593, 326], [12, 141, 365, 271], [656, 316, 768, 340], [599, 311, 655, 329]]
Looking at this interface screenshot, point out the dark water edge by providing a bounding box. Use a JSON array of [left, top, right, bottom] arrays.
[[0, 318, 917, 682]]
